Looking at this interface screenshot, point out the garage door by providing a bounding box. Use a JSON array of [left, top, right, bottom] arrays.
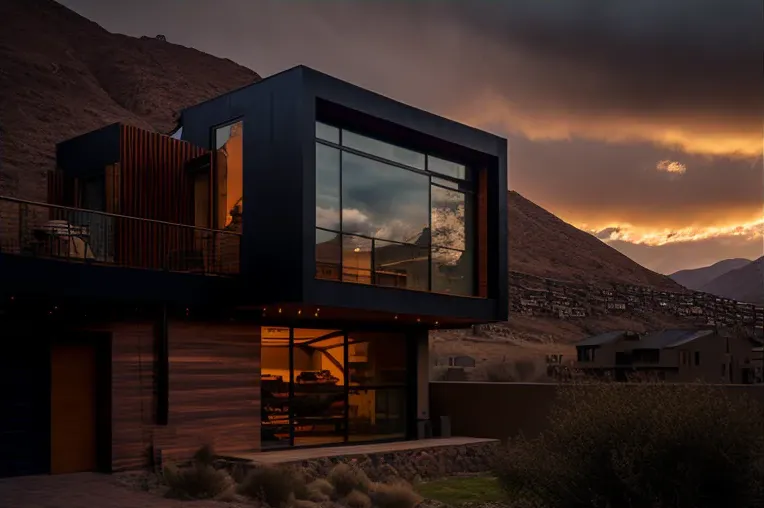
[[0, 344, 50, 477]]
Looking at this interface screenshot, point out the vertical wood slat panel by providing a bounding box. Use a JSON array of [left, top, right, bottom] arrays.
[[116, 125, 209, 271], [109, 321, 261, 471], [477, 169, 489, 298]]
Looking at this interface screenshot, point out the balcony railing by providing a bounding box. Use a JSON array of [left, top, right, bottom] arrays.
[[0, 196, 240, 276]]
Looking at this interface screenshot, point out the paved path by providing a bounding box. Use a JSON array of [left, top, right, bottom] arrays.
[[0, 473, 230, 508]]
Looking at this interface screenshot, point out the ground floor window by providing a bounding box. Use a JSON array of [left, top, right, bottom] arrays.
[[260, 327, 408, 450]]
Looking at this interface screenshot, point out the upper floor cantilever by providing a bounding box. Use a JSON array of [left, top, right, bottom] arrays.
[[3, 66, 508, 325], [178, 65, 508, 324]]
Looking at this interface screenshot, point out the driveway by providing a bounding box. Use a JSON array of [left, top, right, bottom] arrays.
[[0, 473, 233, 508]]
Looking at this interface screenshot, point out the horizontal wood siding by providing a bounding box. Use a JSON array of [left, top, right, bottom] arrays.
[[154, 322, 260, 461], [110, 323, 155, 471], [109, 320, 260, 471]]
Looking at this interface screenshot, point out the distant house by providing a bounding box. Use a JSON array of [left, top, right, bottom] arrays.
[[575, 329, 762, 383]]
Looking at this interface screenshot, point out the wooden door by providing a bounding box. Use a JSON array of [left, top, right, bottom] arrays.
[[50, 343, 97, 474]]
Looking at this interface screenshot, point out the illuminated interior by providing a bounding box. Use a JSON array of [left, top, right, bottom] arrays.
[[214, 121, 244, 230], [260, 326, 407, 449]]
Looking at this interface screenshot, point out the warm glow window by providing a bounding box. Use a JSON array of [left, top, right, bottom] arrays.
[[260, 327, 407, 449], [314, 121, 477, 296], [214, 121, 243, 231]]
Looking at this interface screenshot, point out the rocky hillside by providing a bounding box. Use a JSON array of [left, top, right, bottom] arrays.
[[0, 0, 260, 199]]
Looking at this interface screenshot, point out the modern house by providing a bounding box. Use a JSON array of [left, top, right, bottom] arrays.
[[0, 66, 508, 477], [574, 329, 762, 383]]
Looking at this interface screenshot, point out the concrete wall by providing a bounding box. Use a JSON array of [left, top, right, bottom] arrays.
[[430, 382, 764, 442]]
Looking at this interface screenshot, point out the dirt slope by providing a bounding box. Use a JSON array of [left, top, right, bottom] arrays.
[[507, 191, 681, 290], [0, 0, 260, 200]]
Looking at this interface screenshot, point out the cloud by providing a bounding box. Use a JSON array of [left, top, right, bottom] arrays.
[[585, 218, 764, 247], [58, 0, 764, 158], [655, 160, 687, 176]]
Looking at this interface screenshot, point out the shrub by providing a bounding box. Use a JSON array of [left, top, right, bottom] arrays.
[[495, 382, 764, 508], [485, 361, 516, 382], [191, 443, 216, 466], [162, 462, 235, 500], [238, 465, 305, 507], [327, 463, 371, 497], [370, 482, 423, 508], [344, 489, 373, 508], [306, 478, 335, 502]]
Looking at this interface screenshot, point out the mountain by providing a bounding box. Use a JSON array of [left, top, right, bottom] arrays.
[[1, 0, 690, 357], [0, 0, 260, 200], [507, 192, 680, 290], [700, 257, 764, 304], [670, 258, 752, 291]]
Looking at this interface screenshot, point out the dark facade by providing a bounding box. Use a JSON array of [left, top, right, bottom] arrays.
[[0, 65, 508, 477], [179, 65, 508, 326]]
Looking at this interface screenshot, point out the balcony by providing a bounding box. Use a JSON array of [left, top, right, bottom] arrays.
[[0, 196, 240, 276]]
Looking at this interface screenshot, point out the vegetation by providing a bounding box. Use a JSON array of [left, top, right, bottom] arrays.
[[162, 447, 422, 508], [416, 475, 504, 506], [495, 382, 764, 508]]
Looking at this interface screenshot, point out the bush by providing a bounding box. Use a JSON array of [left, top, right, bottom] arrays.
[[370, 482, 422, 508], [306, 478, 335, 502], [344, 489, 373, 508], [327, 463, 371, 497], [162, 462, 235, 500], [495, 383, 764, 508], [191, 443, 215, 466], [238, 465, 305, 507]]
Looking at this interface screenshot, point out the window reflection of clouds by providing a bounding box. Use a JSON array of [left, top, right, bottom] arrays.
[[341, 152, 429, 243], [343, 130, 425, 170], [431, 186, 465, 251], [316, 143, 340, 230]]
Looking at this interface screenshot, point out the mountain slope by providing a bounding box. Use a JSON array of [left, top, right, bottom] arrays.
[[0, 0, 260, 200], [700, 257, 764, 304], [508, 192, 681, 290], [670, 258, 752, 290]]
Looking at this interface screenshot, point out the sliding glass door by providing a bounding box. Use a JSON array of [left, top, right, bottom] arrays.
[[260, 327, 408, 449]]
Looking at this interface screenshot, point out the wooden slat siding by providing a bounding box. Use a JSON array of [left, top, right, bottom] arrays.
[[109, 322, 156, 471], [117, 126, 209, 271], [104, 320, 260, 471], [153, 321, 261, 461], [477, 169, 488, 298]]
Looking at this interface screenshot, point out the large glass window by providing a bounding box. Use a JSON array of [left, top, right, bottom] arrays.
[[260, 327, 408, 447], [314, 122, 477, 296]]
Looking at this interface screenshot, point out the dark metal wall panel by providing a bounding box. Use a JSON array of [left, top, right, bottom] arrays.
[[0, 341, 50, 477], [179, 65, 508, 322], [55, 123, 121, 179], [181, 71, 307, 305]]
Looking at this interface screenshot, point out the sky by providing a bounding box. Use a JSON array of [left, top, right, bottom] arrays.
[[57, 0, 764, 274]]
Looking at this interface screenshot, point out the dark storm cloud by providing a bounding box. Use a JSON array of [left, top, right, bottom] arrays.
[[57, 0, 763, 149]]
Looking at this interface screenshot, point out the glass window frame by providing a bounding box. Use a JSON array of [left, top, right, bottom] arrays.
[[314, 121, 479, 297], [261, 327, 409, 448], [210, 118, 245, 229]]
